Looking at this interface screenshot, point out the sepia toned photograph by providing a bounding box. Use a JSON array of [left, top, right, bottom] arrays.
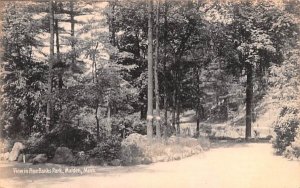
[[0, 0, 299, 187]]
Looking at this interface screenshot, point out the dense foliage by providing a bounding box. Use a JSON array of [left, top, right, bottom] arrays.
[[273, 106, 299, 154], [88, 135, 122, 164], [24, 125, 96, 158], [0, 0, 299, 162]]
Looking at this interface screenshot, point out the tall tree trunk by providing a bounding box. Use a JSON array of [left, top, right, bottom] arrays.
[[109, 0, 117, 46], [55, 17, 63, 89], [147, 0, 154, 139], [55, 20, 59, 55], [172, 89, 176, 134], [70, 1, 75, 64], [176, 97, 180, 136], [154, 0, 161, 139], [107, 101, 111, 135], [245, 63, 253, 140], [174, 57, 180, 136], [140, 100, 147, 120], [95, 102, 100, 140], [195, 67, 201, 138], [92, 42, 98, 83], [163, 0, 168, 138], [93, 41, 100, 139], [163, 94, 168, 137], [46, 0, 54, 133], [196, 107, 200, 138], [26, 97, 34, 136]]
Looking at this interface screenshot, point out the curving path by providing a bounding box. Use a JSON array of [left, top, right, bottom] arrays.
[[0, 143, 299, 188]]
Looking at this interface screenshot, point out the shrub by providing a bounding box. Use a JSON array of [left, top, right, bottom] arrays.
[[23, 133, 56, 158], [121, 143, 145, 165], [88, 135, 122, 164], [120, 133, 204, 165], [111, 114, 147, 138], [283, 129, 300, 159], [24, 125, 96, 158], [121, 133, 146, 165], [272, 106, 299, 155]]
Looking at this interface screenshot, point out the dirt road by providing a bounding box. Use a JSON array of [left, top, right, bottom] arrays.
[[0, 143, 299, 188]]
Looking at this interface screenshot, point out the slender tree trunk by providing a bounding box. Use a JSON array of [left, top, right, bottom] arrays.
[[109, 0, 117, 46], [92, 41, 100, 139], [154, 0, 161, 139], [55, 18, 63, 89], [46, 0, 54, 133], [70, 1, 75, 64], [95, 102, 100, 140], [55, 20, 59, 55], [163, 95, 168, 137], [173, 56, 180, 136], [172, 89, 178, 135], [245, 63, 253, 140], [147, 0, 154, 139], [196, 107, 200, 138], [163, 0, 168, 138], [26, 97, 34, 136], [195, 67, 201, 138], [176, 97, 180, 136], [106, 90, 112, 136], [172, 89, 176, 134], [107, 101, 111, 135], [140, 101, 147, 120], [92, 42, 98, 83]]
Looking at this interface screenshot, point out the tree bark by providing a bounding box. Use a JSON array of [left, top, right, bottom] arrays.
[[95, 102, 100, 140], [107, 101, 111, 135], [147, 0, 154, 139], [163, 94, 168, 137], [70, 1, 75, 64], [46, 0, 54, 133], [154, 0, 161, 139], [163, 0, 168, 139], [92, 42, 98, 83], [245, 63, 253, 140], [172, 89, 176, 134], [196, 107, 200, 138], [176, 97, 180, 136], [55, 17, 63, 89], [109, 0, 117, 46], [140, 102, 147, 120], [26, 97, 34, 136]]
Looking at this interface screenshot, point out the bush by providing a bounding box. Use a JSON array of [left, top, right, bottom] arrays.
[[88, 135, 122, 164], [272, 106, 299, 155], [283, 129, 300, 159], [120, 133, 204, 165], [121, 143, 145, 165], [121, 133, 146, 165], [111, 114, 147, 138], [24, 125, 96, 158], [23, 133, 57, 158]]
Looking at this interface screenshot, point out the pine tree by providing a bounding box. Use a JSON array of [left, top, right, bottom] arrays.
[[154, 0, 161, 139], [147, 0, 154, 139], [46, 0, 54, 133]]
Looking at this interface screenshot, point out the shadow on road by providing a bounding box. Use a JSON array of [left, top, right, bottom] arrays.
[[209, 137, 272, 149]]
